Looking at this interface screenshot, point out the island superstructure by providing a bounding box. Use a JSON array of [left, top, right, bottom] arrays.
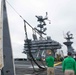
[[63, 31, 75, 56], [23, 13, 62, 59]]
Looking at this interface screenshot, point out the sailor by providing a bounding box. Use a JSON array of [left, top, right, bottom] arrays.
[[45, 50, 54, 75], [62, 52, 76, 75]]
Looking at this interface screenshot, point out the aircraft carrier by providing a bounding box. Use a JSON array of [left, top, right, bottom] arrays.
[[23, 12, 62, 59], [1, 0, 75, 75], [1, 0, 63, 75]]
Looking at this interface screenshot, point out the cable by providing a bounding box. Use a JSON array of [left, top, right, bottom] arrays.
[[6, 1, 34, 29], [6, 0, 42, 36], [6, 0, 21, 17]]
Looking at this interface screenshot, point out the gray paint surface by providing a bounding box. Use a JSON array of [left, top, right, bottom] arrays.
[[1, 0, 15, 75]]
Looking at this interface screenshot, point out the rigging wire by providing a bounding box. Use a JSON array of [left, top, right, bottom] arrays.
[[6, 0, 21, 18], [6, 0, 41, 36], [6, 0, 33, 28]]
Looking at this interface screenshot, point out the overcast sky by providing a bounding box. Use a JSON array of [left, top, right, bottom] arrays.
[[5, 0, 76, 58]]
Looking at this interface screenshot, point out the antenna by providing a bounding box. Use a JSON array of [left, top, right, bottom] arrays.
[[45, 12, 48, 19], [46, 12, 51, 24]]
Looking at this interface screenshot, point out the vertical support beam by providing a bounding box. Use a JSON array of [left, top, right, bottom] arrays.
[[1, 0, 15, 75], [0, 0, 4, 74]]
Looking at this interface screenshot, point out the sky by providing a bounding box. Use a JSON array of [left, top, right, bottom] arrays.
[[4, 0, 76, 58]]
